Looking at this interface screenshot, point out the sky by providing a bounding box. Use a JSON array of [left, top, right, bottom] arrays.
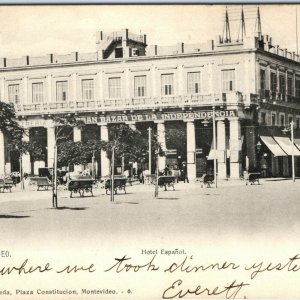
[[0, 4, 299, 58]]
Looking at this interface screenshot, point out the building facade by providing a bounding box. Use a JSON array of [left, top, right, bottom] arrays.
[[0, 27, 300, 180]]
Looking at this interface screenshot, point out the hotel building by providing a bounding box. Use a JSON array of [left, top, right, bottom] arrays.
[[0, 18, 300, 180]]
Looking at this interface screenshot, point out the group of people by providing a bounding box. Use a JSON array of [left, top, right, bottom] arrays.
[[163, 164, 189, 183]]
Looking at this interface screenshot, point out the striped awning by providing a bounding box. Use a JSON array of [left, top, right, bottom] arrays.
[[273, 136, 300, 156], [260, 136, 287, 157], [294, 139, 300, 151]]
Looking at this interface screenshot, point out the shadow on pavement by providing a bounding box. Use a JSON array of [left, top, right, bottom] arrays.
[[54, 207, 87, 211], [0, 215, 30, 219], [111, 201, 139, 205], [157, 197, 179, 200]]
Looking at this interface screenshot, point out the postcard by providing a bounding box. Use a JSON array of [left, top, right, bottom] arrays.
[[0, 3, 300, 299]]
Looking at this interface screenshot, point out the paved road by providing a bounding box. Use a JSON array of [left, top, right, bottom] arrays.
[[1, 179, 300, 299], [0, 179, 299, 245]]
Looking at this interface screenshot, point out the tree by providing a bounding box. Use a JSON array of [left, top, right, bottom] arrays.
[[57, 139, 103, 167], [49, 114, 85, 208], [0, 101, 23, 136]]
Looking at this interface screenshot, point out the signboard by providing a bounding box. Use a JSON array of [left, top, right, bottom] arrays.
[[78, 110, 237, 124]]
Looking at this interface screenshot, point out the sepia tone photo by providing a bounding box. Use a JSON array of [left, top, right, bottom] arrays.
[[0, 3, 300, 299]]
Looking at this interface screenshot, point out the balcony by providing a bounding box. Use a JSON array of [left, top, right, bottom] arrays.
[[15, 92, 244, 116]]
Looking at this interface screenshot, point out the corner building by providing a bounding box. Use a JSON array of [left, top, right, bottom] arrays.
[[0, 28, 300, 180]]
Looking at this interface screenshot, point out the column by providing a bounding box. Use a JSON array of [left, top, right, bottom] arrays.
[[73, 127, 81, 142], [47, 74, 52, 103], [217, 120, 227, 179], [22, 76, 28, 105], [73, 127, 83, 172], [156, 121, 166, 172], [22, 129, 31, 174], [96, 71, 103, 101], [177, 65, 184, 96], [47, 126, 55, 168], [229, 118, 241, 179], [124, 68, 130, 100], [186, 120, 196, 181], [0, 130, 5, 176], [151, 65, 157, 98], [100, 123, 110, 177], [72, 73, 77, 101]]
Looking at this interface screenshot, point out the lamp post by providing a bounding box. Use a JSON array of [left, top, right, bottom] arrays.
[[148, 127, 152, 174], [110, 146, 115, 202], [202, 106, 217, 188], [92, 150, 95, 179], [282, 121, 295, 182]]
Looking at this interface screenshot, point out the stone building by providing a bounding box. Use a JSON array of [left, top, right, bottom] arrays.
[[0, 21, 300, 180]]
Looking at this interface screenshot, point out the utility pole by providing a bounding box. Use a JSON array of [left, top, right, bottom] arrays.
[[291, 121, 295, 182], [110, 146, 115, 202], [148, 127, 152, 174], [52, 144, 58, 208], [212, 106, 217, 188]]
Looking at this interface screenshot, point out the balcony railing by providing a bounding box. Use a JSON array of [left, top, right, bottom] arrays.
[[15, 92, 243, 116], [259, 89, 300, 104]]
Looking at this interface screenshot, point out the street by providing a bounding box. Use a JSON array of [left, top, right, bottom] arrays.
[[1, 179, 300, 299], [0, 179, 299, 244]]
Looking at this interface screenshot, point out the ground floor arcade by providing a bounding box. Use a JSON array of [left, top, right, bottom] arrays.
[[2, 108, 297, 180]]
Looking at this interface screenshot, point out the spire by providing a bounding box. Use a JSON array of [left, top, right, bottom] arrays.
[[222, 7, 231, 43], [237, 6, 246, 41], [255, 7, 262, 38]]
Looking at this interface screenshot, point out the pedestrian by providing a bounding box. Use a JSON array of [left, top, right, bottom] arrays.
[[164, 164, 170, 176]]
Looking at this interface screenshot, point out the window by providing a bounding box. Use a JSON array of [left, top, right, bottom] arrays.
[[8, 84, 20, 105], [161, 74, 174, 96], [108, 77, 121, 98], [296, 79, 300, 98], [287, 77, 293, 95], [260, 69, 265, 90], [261, 112, 266, 124], [270, 72, 277, 93], [134, 76, 147, 97], [221, 69, 235, 92], [280, 114, 285, 126], [296, 118, 300, 129], [56, 81, 68, 102], [279, 74, 286, 95], [187, 72, 201, 94], [82, 79, 94, 100], [32, 83, 44, 103], [271, 113, 276, 126], [288, 115, 293, 124]]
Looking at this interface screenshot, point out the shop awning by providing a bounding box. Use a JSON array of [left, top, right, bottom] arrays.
[[272, 136, 300, 156], [207, 139, 216, 160], [207, 135, 239, 160], [294, 139, 300, 151], [260, 136, 287, 157]]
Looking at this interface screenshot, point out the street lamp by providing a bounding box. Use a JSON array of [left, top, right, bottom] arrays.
[[148, 127, 152, 174], [202, 106, 217, 188], [282, 121, 295, 182], [92, 150, 95, 179]]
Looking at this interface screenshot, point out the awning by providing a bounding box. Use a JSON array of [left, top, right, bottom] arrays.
[[273, 136, 300, 156], [207, 135, 236, 160], [294, 139, 300, 151], [207, 139, 216, 160], [260, 136, 287, 157]]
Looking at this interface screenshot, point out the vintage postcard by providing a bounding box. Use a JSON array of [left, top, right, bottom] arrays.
[[0, 3, 300, 299]]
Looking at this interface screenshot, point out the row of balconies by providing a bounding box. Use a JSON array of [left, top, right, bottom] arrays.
[[259, 89, 300, 104], [15, 92, 244, 116]]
